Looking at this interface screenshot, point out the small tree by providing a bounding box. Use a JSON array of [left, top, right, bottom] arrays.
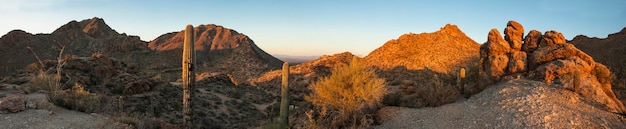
[[305, 56, 387, 128]]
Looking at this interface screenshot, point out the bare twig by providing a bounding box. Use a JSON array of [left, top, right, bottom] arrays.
[[26, 46, 46, 73]]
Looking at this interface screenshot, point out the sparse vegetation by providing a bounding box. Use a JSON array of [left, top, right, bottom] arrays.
[[304, 57, 387, 128], [48, 83, 102, 113]]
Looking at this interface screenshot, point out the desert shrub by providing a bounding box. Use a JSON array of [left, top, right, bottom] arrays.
[[48, 83, 102, 113], [24, 72, 61, 93], [420, 75, 460, 106], [382, 92, 402, 106], [304, 57, 387, 128], [384, 74, 461, 108], [114, 115, 178, 129]]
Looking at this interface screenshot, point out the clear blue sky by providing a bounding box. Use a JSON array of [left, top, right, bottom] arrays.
[[1, 0, 625, 56]]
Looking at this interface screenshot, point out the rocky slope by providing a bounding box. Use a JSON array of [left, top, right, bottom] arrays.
[[375, 79, 626, 128], [569, 27, 626, 105], [376, 21, 626, 128], [363, 24, 480, 74], [0, 17, 150, 78], [0, 17, 282, 83], [252, 52, 356, 100], [147, 24, 283, 82], [0, 17, 286, 128]]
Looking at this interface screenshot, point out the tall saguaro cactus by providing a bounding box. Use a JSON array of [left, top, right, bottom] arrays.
[[279, 62, 290, 129], [458, 68, 466, 98], [182, 24, 196, 129]]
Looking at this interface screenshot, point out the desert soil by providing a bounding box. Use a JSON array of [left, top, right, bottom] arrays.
[[374, 79, 626, 129], [0, 93, 125, 129]]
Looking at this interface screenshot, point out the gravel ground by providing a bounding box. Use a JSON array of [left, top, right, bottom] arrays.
[[373, 79, 626, 129], [0, 93, 124, 129]]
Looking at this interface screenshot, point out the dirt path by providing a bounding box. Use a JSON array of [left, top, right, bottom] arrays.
[[0, 93, 125, 129]]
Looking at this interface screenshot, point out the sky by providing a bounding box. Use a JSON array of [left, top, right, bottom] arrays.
[[1, 0, 625, 56]]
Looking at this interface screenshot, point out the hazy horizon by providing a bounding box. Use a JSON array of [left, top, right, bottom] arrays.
[[1, 0, 625, 56]]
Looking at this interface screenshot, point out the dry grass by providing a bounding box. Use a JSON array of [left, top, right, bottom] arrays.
[[48, 83, 102, 113], [24, 72, 60, 93], [304, 57, 386, 128]]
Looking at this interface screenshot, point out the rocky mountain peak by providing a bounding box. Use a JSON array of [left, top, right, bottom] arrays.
[[364, 24, 479, 74], [439, 24, 463, 34], [51, 17, 118, 39], [0, 30, 34, 46], [148, 24, 248, 51]]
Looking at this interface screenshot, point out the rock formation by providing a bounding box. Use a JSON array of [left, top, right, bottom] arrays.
[[569, 27, 626, 106], [479, 21, 626, 113]]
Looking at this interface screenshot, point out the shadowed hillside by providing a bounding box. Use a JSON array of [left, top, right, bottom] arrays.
[[147, 24, 283, 82], [0, 17, 150, 78]]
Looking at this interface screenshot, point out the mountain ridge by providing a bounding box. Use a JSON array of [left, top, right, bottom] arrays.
[[0, 17, 282, 82]]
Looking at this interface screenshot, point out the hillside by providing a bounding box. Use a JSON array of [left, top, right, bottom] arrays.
[[0, 17, 150, 78], [147, 24, 283, 82], [377, 20, 626, 128], [570, 27, 626, 75], [363, 24, 480, 74], [252, 52, 356, 99], [0, 17, 282, 83], [0, 17, 286, 128]]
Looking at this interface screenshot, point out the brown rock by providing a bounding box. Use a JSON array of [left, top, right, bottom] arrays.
[[478, 55, 508, 90], [504, 21, 524, 50], [0, 94, 27, 113], [592, 63, 612, 85], [124, 79, 154, 95], [528, 43, 595, 71], [532, 57, 592, 84], [576, 73, 626, 113], [486, 55, 509, 80], [484, 29, 511, 55], [507, 51, 527, 74], [589, 63, 626, 113], [522, 30, 542, 53], [539, 30, 566, 47]]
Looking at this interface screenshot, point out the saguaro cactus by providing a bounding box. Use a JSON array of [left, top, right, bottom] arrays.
[[182, 24, 195, 129], [279, 62, 290, 129], [458, 68, 466, 98]]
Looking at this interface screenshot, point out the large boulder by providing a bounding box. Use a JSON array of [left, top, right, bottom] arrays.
[[504, 21, 524, 50], [539, 30, 566, 47], [531, 57, 592, 84], [483, 29, 511, 55], [528, 43, 595, 70], [521, 30, 542, 53], [0, 94, 27, 113], [507, 51, 527, 74], [479, 29, 511, 88]]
